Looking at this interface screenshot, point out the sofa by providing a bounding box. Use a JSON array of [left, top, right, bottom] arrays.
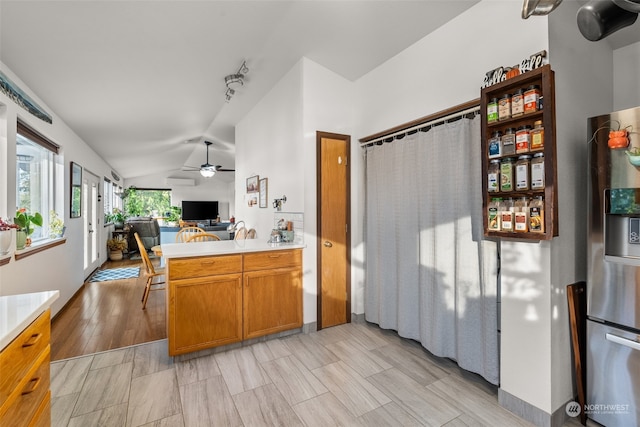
[[126, 217, 160, 252]]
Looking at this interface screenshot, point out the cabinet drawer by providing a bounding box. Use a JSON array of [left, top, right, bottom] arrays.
[[28, 390, 50, 427], [0, 310, 50, 408], [244, 250, 302, 272], [0, 347, 50, 427], [169, 255, 242, 279]]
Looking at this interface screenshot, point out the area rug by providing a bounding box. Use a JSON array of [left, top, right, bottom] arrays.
[[89, 267, 140, 282]]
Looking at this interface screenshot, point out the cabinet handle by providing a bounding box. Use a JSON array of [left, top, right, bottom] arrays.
[[22, 333, 42, 348], [201, 261, 214, 266], [268, 255, 282, 258], [21, 377, 41, 395], [324, 241, 332, 247]]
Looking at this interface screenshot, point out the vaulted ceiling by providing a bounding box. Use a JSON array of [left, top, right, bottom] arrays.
[[0, 0, 479, 180], [2, 1, 639, 182]]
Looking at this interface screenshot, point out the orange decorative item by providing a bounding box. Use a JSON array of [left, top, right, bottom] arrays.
[[506, 66, 520, 79], [608, 129, 629, 149]]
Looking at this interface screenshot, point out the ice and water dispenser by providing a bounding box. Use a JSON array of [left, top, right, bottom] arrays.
[[604, 188, 640, 260]]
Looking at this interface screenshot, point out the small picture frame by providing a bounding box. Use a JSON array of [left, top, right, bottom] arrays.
[[246, 175, 259, 193], [259, 178, 268, 208], [70, 162, 82, 218]]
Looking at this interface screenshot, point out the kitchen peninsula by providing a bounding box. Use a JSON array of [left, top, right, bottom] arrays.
[[161, 239, 304, 356]]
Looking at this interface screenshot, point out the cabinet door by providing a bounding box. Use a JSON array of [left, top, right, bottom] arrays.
[[243, 267, 302, 340], [168, 273, 242, 355]]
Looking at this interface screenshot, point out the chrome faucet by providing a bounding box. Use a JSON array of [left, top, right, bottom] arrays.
[[227, 220, 246, 238]]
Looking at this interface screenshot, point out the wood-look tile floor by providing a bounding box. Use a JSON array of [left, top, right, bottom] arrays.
[[49, 258, 592, 426], [51, 321, 589, 427]]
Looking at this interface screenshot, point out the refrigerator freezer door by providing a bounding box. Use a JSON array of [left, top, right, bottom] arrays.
[[587, 320, 640, 426], [587, 106, 640, 330]]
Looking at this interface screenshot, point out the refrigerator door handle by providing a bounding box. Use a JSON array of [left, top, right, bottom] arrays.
[[606, 332, 640, 351]]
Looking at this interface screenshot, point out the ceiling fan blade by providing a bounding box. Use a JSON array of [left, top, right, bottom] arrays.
[[214, 165, 235, 172], [181, 165, 201, 171]]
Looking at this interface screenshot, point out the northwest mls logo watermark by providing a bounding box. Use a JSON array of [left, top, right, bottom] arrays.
[[566, 401, 631, 417]]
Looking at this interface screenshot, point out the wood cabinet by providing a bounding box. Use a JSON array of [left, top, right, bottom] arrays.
[[0, 309, 52, 427], [166, 249, 303, 356], [243, 250, 302, 340], [481, 64, 558, 240], [167, 255, 243, 355]]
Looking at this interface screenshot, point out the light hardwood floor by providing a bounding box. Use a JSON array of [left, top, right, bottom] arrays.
[[51, 256, 166, 361]]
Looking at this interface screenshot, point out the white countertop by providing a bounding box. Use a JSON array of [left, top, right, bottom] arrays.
[[0, 290, 59, 350], [161, 239, 305, 259]]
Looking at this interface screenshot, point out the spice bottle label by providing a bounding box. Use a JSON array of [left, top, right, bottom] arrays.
[[529, 207, 544, 232], [488, 173, 499, 192], [531, 162, 545, 189], [488, 138, 501, 158], [500, 163, 513, 192], [501, 211, 514, 231], [515, 212, 528, 232], [516, 164, 529, 190], [488, 207, 500, 231]]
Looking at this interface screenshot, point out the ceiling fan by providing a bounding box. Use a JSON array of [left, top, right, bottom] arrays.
[[182, 141, 235, 177]]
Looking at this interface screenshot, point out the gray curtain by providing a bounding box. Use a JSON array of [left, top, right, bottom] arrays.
[[364, 114, 499, 385]]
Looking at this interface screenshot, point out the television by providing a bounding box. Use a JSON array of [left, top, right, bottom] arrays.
[[181, 201, 219, 221]]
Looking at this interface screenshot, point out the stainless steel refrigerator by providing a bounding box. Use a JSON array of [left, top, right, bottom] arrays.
[[587, 106, 640, 427]]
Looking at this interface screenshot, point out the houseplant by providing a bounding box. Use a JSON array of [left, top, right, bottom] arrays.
[[14, 208, 43, 248], [0, 218, 19, 255], [106, 208, 126, 229], [106, 237, 128, 261]]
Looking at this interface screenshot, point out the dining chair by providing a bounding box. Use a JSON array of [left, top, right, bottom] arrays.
[[234, 227, 248, 240], [175, 226, 205, 243], [185, 232, 221, 242], [133, 232, 165, 310], [246, 228, 256, 239]]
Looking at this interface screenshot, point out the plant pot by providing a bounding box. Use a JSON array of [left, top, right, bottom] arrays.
[[109, 250, 123, 261], [16, 230, 27, 250], [0, 230, 12, 255]]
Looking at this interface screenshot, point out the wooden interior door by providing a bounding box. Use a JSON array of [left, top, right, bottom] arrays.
[[317, 132, 350, 330]]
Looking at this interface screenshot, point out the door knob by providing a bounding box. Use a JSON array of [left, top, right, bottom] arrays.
[[324, 241, 332, 247]]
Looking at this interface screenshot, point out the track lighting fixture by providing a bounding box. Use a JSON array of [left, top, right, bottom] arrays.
[[224, 61, 249, 102]]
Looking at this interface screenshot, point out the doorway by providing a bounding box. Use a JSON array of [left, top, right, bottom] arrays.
[[83, 170, 101, 277], [317, 131, 351, 330]]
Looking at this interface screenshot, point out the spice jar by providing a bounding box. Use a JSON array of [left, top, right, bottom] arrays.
[[529, 196, 544, 233], [488, 130, 502, 159], [498, 94, 512, 121], [530, 120, 544, 151], [524, 85, 540, 114], [500, 158, 514, 192], [501, 197, 515, 232], [487, 98, 499, 123], [514, 197, 529, 232], [531, 152, 545, 189], [488, 198, 502, 231], [516, 155, 531, 190], [501, 128, 516, 156], [516, 125, 531, 153], [512, 88, 524, 117], [488, 159, 501, 193]]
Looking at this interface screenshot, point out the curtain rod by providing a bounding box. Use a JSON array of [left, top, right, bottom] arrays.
[[359, 98, 480, 148]]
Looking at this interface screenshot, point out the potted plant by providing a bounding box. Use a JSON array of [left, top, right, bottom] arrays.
[[0, 218, 19, 255], [14, 209, 43, 249], [106, 237, 128, 261], [107, 208, 126, 229]]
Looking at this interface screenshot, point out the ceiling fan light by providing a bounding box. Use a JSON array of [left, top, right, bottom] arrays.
[[200, 167, 215, 178]]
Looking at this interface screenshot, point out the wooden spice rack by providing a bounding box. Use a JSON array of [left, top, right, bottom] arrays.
[[481, 64, 558, 240]]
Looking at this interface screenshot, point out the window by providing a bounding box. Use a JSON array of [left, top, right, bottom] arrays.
[[103, 178, 123, 223], [16, 121, 59, 241]]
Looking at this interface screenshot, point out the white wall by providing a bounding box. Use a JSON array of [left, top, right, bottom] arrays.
[[0, 62, 121, 316], [125, 172, 234, 220], [353, 0, 568, 419], [235, 58, 354, 325], [613, 41, 640, 111]]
